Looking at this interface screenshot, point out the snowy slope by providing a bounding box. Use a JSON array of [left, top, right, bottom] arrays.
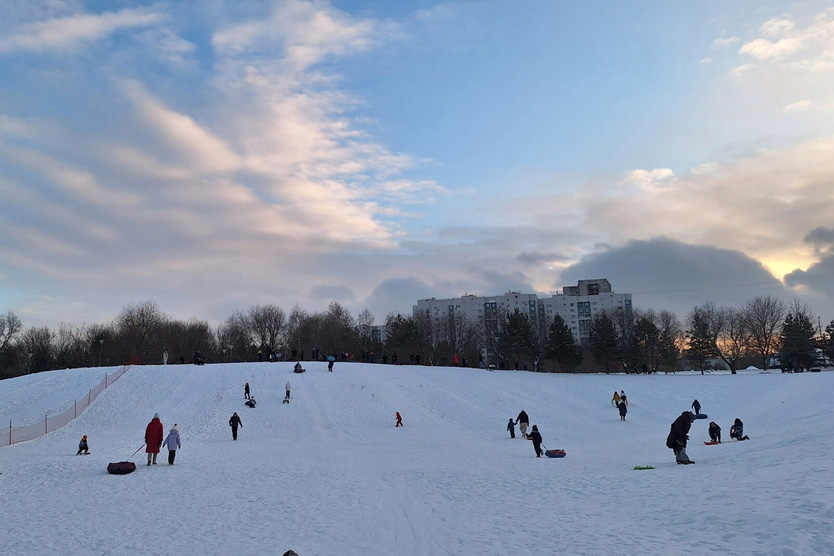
[[1, 363, 833, 556]]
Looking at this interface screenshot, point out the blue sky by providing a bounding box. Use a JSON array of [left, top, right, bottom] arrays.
[[2, 1, 834, 329]]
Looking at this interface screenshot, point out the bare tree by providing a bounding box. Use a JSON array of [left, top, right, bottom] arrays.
[[0, 311, 23, 352], [246, 304, 286, 354], [716, 308, 750, 374], [18, 326, 53, 373], [743, 295, 786, 370], [116, 301, 167, 363]]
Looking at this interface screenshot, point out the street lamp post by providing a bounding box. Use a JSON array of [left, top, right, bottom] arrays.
[[98, 339, 104, 367], [27, 353, 32, 374]]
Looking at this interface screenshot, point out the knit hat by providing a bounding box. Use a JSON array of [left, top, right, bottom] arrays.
[[154, 413, 160, 419], [82, 435, 87, 440]]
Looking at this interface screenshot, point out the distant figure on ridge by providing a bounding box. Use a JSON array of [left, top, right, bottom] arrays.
[[244, 382, 250, 400]]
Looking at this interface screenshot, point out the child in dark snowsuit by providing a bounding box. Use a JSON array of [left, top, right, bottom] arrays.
[[618, 400, 628, 421], [730, 418, 749, 441], [708, 421, 721, 443], [507, 418, 515, 438], [76, 435, 89, 455], [527, 425, 543, 457]]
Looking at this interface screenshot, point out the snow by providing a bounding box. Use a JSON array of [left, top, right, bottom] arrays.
[[1, 363, 833, 556]]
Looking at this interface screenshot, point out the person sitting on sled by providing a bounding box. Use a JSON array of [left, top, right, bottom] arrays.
[[245, 397, 257, 408], [708, 421, 721, 443], [526, 425, 543, 457], [293, 362, 305, 373], [77, 435, 89, 455], [730, 418, 749, 441]]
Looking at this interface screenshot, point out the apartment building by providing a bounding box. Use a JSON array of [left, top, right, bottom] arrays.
[[413, 279, 632, 346]]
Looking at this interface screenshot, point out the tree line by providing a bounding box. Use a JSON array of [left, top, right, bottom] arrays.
[[0, 295, 832, 379]]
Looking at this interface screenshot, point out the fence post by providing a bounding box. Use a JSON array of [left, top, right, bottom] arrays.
[[8, 420, 11, 445], [88, 389, 91, 405], [75, 399, 77, 419], [106, 373, 108, 388], [45, 414, 48, 434]]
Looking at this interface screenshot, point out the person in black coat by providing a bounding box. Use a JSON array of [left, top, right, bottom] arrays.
[[515, 410, 530, 438], [666, 411, 697, 464], [527, 425, 543, 457], [618, 400, 628, 421], [730, 418, 749, 441], [691, 399, 701, 415], [507, 418, 516, 439], [708, 421, 721, 443], [229, 412, 243, 440]]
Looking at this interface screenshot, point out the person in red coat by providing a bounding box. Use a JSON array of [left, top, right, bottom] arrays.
[[145, 413, 164, 465]]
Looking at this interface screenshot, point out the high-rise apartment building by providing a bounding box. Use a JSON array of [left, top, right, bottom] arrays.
[[413, 279, 632, 346]]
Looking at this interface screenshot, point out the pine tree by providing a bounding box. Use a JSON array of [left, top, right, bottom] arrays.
[[546, 314, 582, 372], [589, 312, 619, 373], [496, 310, 539, 369], [779, 304, 816, 370]]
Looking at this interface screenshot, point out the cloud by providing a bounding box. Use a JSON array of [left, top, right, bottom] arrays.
[[559, 238, 794, 317], [0, 7, 163, 54], [712, 37, 740, 49]]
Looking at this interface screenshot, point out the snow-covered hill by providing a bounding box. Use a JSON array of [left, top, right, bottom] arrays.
[[1, 363, 832, 555]]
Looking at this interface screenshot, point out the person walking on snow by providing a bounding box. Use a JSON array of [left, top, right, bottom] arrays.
[[691, 399, 701, 416], [76, 435, 89, 455], [515, 410, 530, 438], [620, 391, 628, 406], [666, 411, 697, 464], [527, 425, 543, 457], [163, 350, 168, 365], [328, 359, 334, 372], [395, 412, 403, 427], [611, 391, 620, 406], [618, 400, 628, 421], [244, 382, 250, 400], [162, 424, 181, 465], [145, 413, 164, 465], [229, 412, 243, 440], [507, 418, 516, 438], [285, 381, 291, 400]]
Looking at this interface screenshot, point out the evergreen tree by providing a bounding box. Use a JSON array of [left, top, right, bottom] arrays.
[[496, 309, 539, 369], [779, 303, 816, 370], [589, 312, 619, 373], [546, 314, 582, 372]]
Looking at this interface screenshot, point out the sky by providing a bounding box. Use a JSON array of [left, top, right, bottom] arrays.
[[2, 362, 833, 555], [2, 1, 834, 330]]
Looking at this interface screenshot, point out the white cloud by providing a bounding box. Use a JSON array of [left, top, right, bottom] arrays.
[[711, 36, 740, 49], [0, 7, 163, 53], [784, 99, 813, 112]]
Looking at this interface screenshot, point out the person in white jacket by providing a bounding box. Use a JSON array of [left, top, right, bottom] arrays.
[[285, 381, 291, 401], [162, 424, 181, 465]]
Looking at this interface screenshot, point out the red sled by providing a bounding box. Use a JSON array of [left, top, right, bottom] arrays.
[[107, 461, 137, 475], [703, 441, 719, 445], [545, 449, 566, 458]]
